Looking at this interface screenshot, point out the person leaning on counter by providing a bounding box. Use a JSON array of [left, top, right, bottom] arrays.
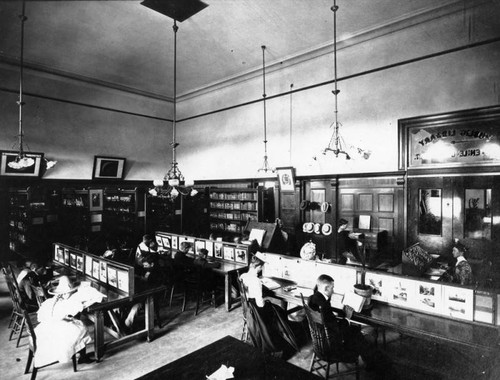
[[441, 242, 473, 285]]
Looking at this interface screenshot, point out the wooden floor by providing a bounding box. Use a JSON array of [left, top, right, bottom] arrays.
[[0, 274, 498, 380]]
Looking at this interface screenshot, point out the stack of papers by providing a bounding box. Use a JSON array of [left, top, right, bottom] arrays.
[[260, 277, 281, 290], [289, 286, 313, 299]]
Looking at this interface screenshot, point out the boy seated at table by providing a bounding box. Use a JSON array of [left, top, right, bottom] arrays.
[[308, 274, 395, 379], [194, 248, 220, 269], [239, 254, 299, 356], [174, 242, 195, 268], [134, 234, 158, 267], [124, 254, 164, 330], [17, 261, 48, 302]]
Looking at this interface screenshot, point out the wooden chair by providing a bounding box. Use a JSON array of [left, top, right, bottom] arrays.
[[30, 284, 48, 308], [4, 272, 37, 347], [301, 295, 360, 380], [182, 266, 217, 316], [23, 309, 78, 380], [236, 271, 249, 342]]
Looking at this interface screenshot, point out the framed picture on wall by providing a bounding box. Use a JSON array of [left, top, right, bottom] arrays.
[[92, 156, 126, 180], [0, 151, 44, 177], [276, 166, 295, 192], [89, 189, 103, 212]]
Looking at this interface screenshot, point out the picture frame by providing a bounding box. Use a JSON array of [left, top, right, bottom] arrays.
[[0, 151, 44, 177], [276, 166, 295, 192], [89, 189, 103, 212], [92, 155, 126, 180]]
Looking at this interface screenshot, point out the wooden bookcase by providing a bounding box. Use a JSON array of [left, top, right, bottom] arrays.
[[103, 187, 145, 240], [208, 188, 260, 236], [8, 186, 58, 258]]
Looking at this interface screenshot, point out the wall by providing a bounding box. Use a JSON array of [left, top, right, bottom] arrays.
[[0, 1, 499, 184], [176, 1, 500, 182], [0, 64, 174, 181]]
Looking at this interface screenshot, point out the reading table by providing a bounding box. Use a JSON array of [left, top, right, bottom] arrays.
[[135, 335, 319, 380]]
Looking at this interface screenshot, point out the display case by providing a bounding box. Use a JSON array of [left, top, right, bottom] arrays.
[[8, 186, 58, 258], [103, 187, 145, 240], [60, 188, 90, 244]]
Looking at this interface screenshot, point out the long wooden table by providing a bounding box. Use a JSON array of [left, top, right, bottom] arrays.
[[265, 276, 500, 354], [212, 261, 247, 311], [51, 265, 165, 361], [135, 335, 319, 380], [85, 283, 165, 361]]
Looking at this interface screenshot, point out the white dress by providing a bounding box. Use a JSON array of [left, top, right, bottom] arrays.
[[33, 294, 91, 367]]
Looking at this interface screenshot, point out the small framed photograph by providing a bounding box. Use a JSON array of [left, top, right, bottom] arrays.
[[64, 248, 70, 266], [223, 246, 235, 261], [85, 256, 93, 276], [195, 240, 205, 255], [99, 261, 108, 283], [161, 236, 171, 249], [56, 246, 64, 263], [89, 189, 103, 212], [205, 241, 214, 257], [235, 247, 247, 263], [92, 259, 100, 279], [276, 166, 295, 192], [107, 267, 118, 287], [214, 242, 223, 258], [92, 156, 126, 180], [117, 269, 129, 292], [0, 151, 44, 177], [76, 255, 83, 272]]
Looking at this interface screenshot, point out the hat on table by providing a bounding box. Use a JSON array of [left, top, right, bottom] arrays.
[[48, 275, 77, 295]]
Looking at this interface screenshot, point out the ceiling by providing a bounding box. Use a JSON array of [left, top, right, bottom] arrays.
[[0, 0, 452, 100]]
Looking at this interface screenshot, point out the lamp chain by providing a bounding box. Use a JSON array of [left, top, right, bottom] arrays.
[[258, 45, 274, 173], [17, 0, 27, 157]]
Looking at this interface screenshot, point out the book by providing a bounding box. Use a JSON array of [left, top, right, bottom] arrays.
[[260, 277, 281, 290], [342, 291, 365, 313], [249, 228, 266, 246]]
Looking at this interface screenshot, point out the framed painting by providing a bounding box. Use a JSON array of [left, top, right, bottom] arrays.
[[276, 166, 295, 192], [89, 189, 103, 212], [0, 151, 44, 177], [92, 156, 126, 180]]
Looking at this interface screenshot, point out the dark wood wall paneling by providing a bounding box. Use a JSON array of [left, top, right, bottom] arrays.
[[337, 176, 405, 263]]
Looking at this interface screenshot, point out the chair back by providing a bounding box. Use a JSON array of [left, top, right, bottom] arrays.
[[30, 285, 47, 308], [5, 273, 24, 313], [236, 271, 249, 319], [22, 308, 37, 352], [301, 294, 332, 360]]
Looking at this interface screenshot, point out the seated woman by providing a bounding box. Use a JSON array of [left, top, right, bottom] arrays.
[[239, 254, 298, 355], [35, 276, 92, 365], [440, 242, 473, 285]]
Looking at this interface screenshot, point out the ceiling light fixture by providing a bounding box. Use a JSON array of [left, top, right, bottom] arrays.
[[257, 45, 275, 174], [318, 0, 370, 161], [8, 0, 56, 171], [141, 0, 208, 199]]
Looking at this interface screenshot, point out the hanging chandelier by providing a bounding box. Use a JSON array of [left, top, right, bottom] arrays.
[[257, 45, 275, 174], [142, 0, 207, 200], [8, 0, 56, 171], [319, 0, 370, 161]]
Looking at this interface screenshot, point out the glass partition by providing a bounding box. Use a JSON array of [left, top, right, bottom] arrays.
[[465, 189, 492, 239], [418, 189, 442, 235]]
